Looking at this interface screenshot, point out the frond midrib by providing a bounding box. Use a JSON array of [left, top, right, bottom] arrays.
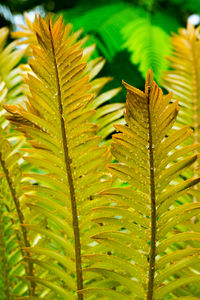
[[146, 85, 157, 300], [49, 22, 83, 299], [0, 150, 35, 295], [0, 206, 10, 300], [190, 37, 200, 183]]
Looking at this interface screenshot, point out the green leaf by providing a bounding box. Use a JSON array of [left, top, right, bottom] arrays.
[[80, 287, 132, 300], [156, 276, 200, 299], [26, 277, 76, 300]]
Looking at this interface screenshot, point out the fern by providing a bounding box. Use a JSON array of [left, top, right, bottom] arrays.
[[0, 27, 25, 105], [161, 21, 200, 297], [1, 11, 200, 300], [162, 22, 200, 195], [82, 70, 200, 299], [60, 2, 127, 62], [4, 16, 114, 298], [59, 2, 179, 82], [12, 12, 124, 143], [0, 27, 36, 297], [121, 13, 170, 82], [0, 85, 35, 297]]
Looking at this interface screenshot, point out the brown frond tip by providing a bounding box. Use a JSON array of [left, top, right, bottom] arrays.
[[122, 69, 154, 96], [125, 70, 162, 104], [122, 80, 145, 98], [145, 69, 154, 94], [33, 14, 65, 46]]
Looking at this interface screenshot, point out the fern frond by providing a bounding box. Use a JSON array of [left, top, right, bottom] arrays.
[[61, 2, 128, 61], [0, 79, 35, 296], [163, 22, 200, 133], [122, 15, 171, 82], [12, 12, 44, 46], [0, 27, 36, 296], [0, 203, 11, 300], [84, 70, 200, 299], [12, 13, 124, 142], [5, 15, 112, 299], [60, 2, 178, 82], [162, 22, 200, 202], [0, 27, 25, 105], [161, 22, 200, 297]]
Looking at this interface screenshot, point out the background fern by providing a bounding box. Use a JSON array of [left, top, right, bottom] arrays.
[[59, 1, 179, 82], [2, 0, 190, 98], [2, 0, 200, 94]]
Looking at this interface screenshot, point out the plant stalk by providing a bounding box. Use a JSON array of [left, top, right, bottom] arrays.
[[146, 85, 157, 300], [49, 23, 84, 300], [0, 152, 35, 295]]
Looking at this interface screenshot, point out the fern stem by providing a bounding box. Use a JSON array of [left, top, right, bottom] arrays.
[[0, 152, 35, 296], [0, 206, 10, 300], [49, 23, 84, 299], [190, 40, 200, 199], [146, 86, 156, 300]]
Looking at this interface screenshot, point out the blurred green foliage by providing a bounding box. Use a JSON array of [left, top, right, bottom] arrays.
[[60, 1, 180, 82], [1, 0, 199, 99], [59, 0, 181, 100]]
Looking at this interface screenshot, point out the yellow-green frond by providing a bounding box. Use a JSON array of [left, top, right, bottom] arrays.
[[0, 27, 25, 105], [162, 21, 200, 298], [162, 22, 200, 179], [85, 70, 200, 299], [12, 13, 124, 142], [5, 15, 112, 299]]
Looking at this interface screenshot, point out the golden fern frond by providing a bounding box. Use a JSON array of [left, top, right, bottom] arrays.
[[12, 13, 124, 142], [162, 23, 200, 297], [5, 16, 112, 299], [0, 80, 35, 296], [162, 22, 200, 182], [83, 70, 200, 299], [12, 12, 74, 51]]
